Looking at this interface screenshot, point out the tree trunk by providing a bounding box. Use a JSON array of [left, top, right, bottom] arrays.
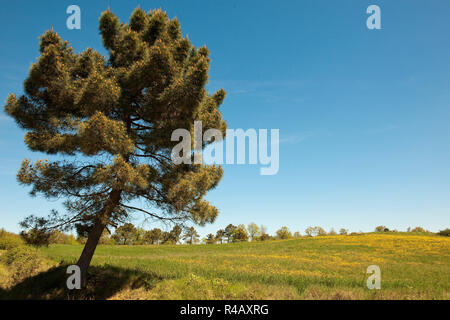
[[76, 189, 122, 287]]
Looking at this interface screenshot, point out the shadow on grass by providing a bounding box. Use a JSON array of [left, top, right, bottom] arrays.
[[0, 265, 165, 300]]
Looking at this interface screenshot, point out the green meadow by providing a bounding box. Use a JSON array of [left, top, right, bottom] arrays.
[[1, 233, 449, 299]]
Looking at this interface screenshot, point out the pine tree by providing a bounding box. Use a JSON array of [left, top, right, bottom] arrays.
[[205, 233, 216, 244], [143, 228, 162, 244], [112, 223, 137, 245], [215, 229, 225, 244], [224, 224, 237, 243], [168, 225, 182, 244], [183, 226, 200, 244], [233, 224, 249, 242], [4, 7, 226, 285]]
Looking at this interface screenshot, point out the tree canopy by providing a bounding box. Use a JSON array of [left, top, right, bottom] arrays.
[[5, 7, 226, 284]]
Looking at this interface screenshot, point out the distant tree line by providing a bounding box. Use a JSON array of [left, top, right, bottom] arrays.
[[78, 223, 450, 245], [15, 223, 450, 247]]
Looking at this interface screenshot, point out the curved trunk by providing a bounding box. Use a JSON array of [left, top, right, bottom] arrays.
[[76, 189, 122, 287]]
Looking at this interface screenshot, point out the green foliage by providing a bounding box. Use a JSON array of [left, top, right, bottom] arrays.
[[167, 225, 182, 244], [232, 224, 249, 242], [247, 223, 260, 241], [159, 225, 182, 244], [48, 230, 78, 245], [142, 228, 162, 244], [0, 263, 9, 289], [31, 233, 450, 300], [375, 226, 390, 232], [256, 225, 272, 241], [215, 229, 225, 244], [183, 227, 200, 245], [221, 224, 248, 243], [258, 233, 272, 241], [20, 228, 51, 247], [205, 233, 216, 244], [410, 226, 428, 233], [5, 7, 227, 266], [113, 223, 137, 245], [276, 226, 292, 240], [0, 229, 24, 250], [224, 224, 236, 243], [1, 246, 52, 285], [437, 228, 450, 237], [305, 226, 327, 237], [133, 227, 146, 245], [316, 227, 327, 236], [77, 229, 113, 245], [4, 228, 77, 248], [99, 229, 115, 245], [304, 226, 314, 237]]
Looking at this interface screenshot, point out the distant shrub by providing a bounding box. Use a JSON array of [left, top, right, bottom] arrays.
[[339, 228, 348, 235], [1, 246, 52, 284], [20, 228, 81, 247], [204, 233, 216, 244], [410, 226, 428, 233], [78, 235, 114, 245], [305, 226, 327, 237], [276, 226, 292, 240], [328, 228, 337, 236], [112, 223, 139, 245], [258, 233, 273, 241], [0, 262, 9, 288], [437, 228, 450, 237], [20, 228, 51, 247], [375, 226, 389, 232], [316, 227, 327, 236], [48, 230, 79, 245], [0, 229, 24, 250], [232, 224, 249, 242]]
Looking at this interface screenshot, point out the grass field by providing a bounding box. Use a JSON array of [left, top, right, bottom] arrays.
[[1, 233, 449, 299]]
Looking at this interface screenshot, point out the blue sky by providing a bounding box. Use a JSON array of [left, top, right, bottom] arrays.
[[1, 0, 450, 237]]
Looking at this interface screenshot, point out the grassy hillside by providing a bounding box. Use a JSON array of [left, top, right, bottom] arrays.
[[1, 233, 449, 299]]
